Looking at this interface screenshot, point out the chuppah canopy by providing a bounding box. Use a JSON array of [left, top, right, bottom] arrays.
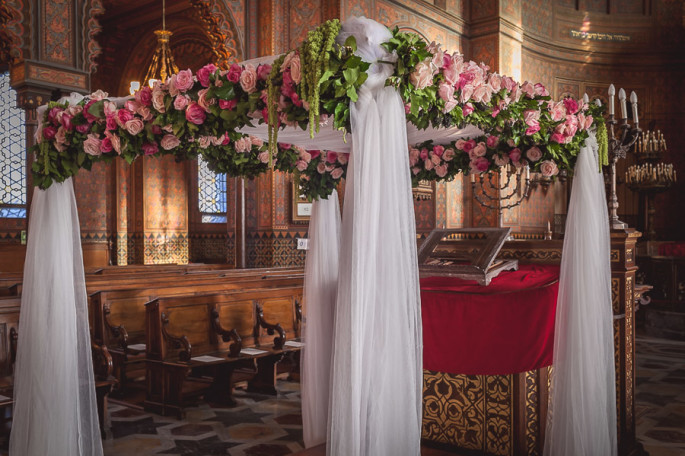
[[17, 15, 616, 456]]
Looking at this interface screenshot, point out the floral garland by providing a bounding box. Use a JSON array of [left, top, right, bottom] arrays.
[[31, 19, 607, 200]]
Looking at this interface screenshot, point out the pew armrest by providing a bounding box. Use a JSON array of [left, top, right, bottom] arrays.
[[294, 299, 303, 338], [103, 304, 129, 350], [91, 339, 114, 380], [210, 308, 242, 358], [161, 312, 192, 362], [256, 303, 286, 350]]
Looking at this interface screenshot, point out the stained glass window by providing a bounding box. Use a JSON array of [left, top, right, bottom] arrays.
[[0, 71, 26, 218], [198, 157, 227, 223]]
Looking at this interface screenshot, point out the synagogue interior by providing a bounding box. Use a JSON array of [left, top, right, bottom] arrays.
[[0, 1, 684, 455]]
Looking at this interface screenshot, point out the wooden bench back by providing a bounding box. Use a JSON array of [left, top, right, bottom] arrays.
[[90, 275, 303, 347], [0, 298, 20, 378], [146, 286, 303, 362]]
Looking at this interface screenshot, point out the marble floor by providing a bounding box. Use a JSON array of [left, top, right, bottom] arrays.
[[0, 336, 682, 455]]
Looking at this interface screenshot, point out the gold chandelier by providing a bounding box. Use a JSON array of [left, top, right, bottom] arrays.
[[130, 0, 179, 93]]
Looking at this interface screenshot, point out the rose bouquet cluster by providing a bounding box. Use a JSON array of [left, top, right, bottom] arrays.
[[30, 19, 606, 200], [275, 144, 349, 201]]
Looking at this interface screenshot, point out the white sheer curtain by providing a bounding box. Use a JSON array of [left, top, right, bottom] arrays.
[[544, 133, 617, 456], [326, 17, 423, 456], [301, 191, 341, 448], [9, 178, 103, 456]]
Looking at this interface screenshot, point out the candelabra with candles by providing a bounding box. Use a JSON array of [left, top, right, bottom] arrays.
[[606, 84, 641, 229], [470, 165, 531, 225], [626, 130, 676, 240]]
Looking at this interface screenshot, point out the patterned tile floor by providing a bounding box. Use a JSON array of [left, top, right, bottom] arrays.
[[0, 336, 683, 455], [635, 335, 685, 456]]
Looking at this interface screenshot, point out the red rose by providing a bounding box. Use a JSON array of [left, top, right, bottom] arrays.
[[197, 63, 218, 88], [136, 86, 153, 107], [142, 142, 159, 156], [226, 63, 242, 83], [42, 126, 57, 140]]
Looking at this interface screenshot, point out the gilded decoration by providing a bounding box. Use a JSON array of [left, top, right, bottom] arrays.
[[611, 249, 620, 262], [189, 0, 241, 68], [613, 318, 621, 443], [525, 370, 540, 456], [625, 275, 634, 432], [611, 277, 620, 313], [422, 370, 513, 455], [499, 249, 562, 263]]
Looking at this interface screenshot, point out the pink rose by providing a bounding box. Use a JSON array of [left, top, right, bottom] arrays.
[[419, 148, 429, 160], [549, 101, 566, 122], [152, 88, 166, 113], [435, 163, 448, 178], [444, 100, 458, 113], [185, 102, 206, 125], [83, 133, 101, 156], [197, 63, 218, 88], [563, 97, 579, 114], [526, 146, 543, 162], [470, 157, 490, 172], [583, 114, 593, 130], [219, 99, 237, 110], [412, 167, 420, 175], [116, 109, 134, 127], [455, 139, 466, 150], [494, 154, 510, 167], [198, 136, 212, 149], [77, 123, 91, 134], [486, 135, 499, 148], [250, 136, 264, 148], [433, 145, 445, 157], [43, 126, 57, 140], [136, 86, 153, 106], [125, 99, 141, 114], [317, 162, 327, 174], [442, 60, 459, 86], [551, 132, 565, 143], [240, 64, 258, 93], [142, 142, 158, 156], [443, 148, 456, 161], [534, 83, 549, 97], [98, 137, 112, 154], [83, 101, 98, 123], [227, 63, 242, 84], [438, 82, 454, 103], [502, 76, 517, 91], [462, 102, 474, 116], [525, 123, 540, 136], [124, 119, 145, 136], [309, 150, 321, 159], [104, 131, 121, 154], [174, 95, 189, 111], [409, 148, 420, 166], [60, 113, 74, 131], [470, 142, 487, 158], [296, 160, 308, 172], [509, 147, 522, 162], [488, 73, 502, 93], [257, 64, 272, 81], [104, 116, 116, 131], [524, 109, 541, 126], [160, 134, 180, 150], [331, 167, 344, 179], [137, 106, 153, 121], [521, 81, 536, 98], [462, 139, 476, 153], [289, 55, 301, 84], [540, 160, 559, 177], [47, 107, 62, 125], [424, 158, 434, 171], [326, 151, 338, 164], [410, 61, 434, 89], [337, 153, 349, 165], [175, 69, 195, 92], [460, 84, 474, 103], [471, 85, 492, 104], [66, 105, 82, 117], [431, 153, 441, 165], [198, 88, 215, 111]]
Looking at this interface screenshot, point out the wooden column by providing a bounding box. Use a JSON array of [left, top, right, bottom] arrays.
[[610, 228, 646, 456]]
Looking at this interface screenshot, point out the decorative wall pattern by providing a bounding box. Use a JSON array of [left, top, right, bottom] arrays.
[[42, 0, 72, 64]]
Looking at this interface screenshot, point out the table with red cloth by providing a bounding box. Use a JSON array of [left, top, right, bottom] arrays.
[[420, 263, 560, 376]]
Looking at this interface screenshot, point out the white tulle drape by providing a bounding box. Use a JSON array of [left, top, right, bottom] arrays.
[[543, 133, 617, 456], [326, 17, 423, 456], [9, 178, 103, 456], [301, 191, 341, 448]]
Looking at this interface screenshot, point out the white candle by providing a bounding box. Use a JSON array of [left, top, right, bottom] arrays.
[[608, 84, 615, 116], [583, 93, 589, 104], [618, 88, 627, 119], [630, 91, 638, 123]]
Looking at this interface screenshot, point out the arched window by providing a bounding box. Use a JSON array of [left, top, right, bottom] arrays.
[[198, 157, 227, 223], [0, 71, 26, 218]]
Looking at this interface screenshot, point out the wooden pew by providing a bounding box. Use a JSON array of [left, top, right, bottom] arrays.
[[89, 274, 303, 392], [144, 286, 303, 418]]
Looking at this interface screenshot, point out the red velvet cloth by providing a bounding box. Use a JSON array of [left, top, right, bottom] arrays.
[[420, 264, 560, 375], [658, 242, 685, 257]]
